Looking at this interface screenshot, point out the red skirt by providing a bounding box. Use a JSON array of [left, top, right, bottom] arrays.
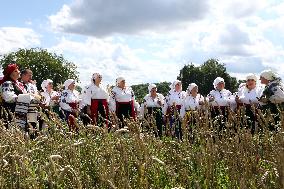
[[91, 99, 109, 128]]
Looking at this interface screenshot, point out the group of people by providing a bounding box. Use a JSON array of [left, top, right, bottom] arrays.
[[1, 63, 284, 138]]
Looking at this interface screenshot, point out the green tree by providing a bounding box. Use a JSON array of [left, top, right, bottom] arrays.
[[0, 48, 79, 90], [178, 59, 238, 96]]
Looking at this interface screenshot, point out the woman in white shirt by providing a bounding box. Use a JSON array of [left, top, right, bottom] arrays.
[[236, 74, 263, 133], [163, 80, 186, 139], [180, 83, 204, 141], [207, 77, 235, 130], [180, 83, 205, 119], [41, 79, 60, 112], [59, 79, 80, 132], [39, 79, 60, 130], [109, 77, 139, 128], [140, 84, 164, 137], [84, 73, 110, 128]]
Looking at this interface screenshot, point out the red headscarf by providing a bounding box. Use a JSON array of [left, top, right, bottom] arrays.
[[0, 64, 21, 86], [0, 64, 25, 93]]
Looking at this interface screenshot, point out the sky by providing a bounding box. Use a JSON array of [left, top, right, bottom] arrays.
[[0, 0, 284, 87]]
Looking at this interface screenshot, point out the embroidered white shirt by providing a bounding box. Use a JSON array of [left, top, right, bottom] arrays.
[[109, 86, 139, 112], [84, 84, 109, 106], [208, 89, 235, 107], [162, 90, 187, 114], [237, 86, 263, 105], [140, 93, 165, 117], [59, 89, 80, 112], [180, 94, 204, 118], [41, 90, 60, 106]]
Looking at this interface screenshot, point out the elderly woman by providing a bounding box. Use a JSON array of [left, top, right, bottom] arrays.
[[258, 70, 284, 129], [0, 64, 26, 128], [236, 74, 263, 133], [208, 77, 235, 130], [0, 64, 26, 112], [109, 77, 139, 128], [38, 79, 60, 129], [140, 84, 165, 137], [84, 73, 110, 128], [41, 79, 60, 111], [180, 83, 205, 119], [59, 79, 80, 131], [163, 80, 187, 139]]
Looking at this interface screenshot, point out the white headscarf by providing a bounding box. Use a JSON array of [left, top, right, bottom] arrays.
[[41, 79, 53, 92], [246, 73, 257, 81], [170, 80, 181, 91], [213, 77, 225, 89], [64, 79, 75, 90], [116, 77, 125, 86], [260, 70, 277, 81], [187, 83, 198, 93], [148, 83, 157, 93]]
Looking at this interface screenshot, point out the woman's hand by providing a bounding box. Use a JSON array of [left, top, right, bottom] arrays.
[[209, 96, 215, 102], [235, 96, 242, 104], [51, 96, 60, 101]]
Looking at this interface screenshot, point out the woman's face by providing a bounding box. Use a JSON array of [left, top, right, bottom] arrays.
[[150, 87, 157, 96], [216, 82, 225, 90], [260, 76, 269, 85], [47, 82, 53, 91], [10, 69, 20, 80], [190, 86, 198, 96], [68, 82, 76, 90], [94, 75, 102, 84], [119, 80, 126, 88], [175, 82, 182, 91], [246, 79, 256, 89]]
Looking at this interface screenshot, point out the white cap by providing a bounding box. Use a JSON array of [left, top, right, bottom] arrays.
[[246, 73, 257, 81], [41, 79, 53, 92], [116, 76, 125, 86], [64, 79, 75, 90], [213, 77, 225, 89], [187, 83, 198, 93], [148, 83, 157, 93], [260, 70, 277, 81], [170, 80, 181, 90]]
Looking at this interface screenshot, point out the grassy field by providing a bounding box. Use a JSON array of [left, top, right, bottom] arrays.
[[0, 109, 284, 188]]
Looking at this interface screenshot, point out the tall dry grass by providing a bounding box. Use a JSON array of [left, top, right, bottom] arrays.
[[0, 106, 284, 188]]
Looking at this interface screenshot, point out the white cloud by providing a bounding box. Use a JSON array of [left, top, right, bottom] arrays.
[[221, 0, 268, 18], [141, 0, 284, 79], [50, 37, 181, 86], [49, 0, 209, 37], [0, 27, 41, 55]]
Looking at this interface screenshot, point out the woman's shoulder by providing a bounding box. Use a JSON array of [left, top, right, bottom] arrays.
[[1, 80, 13, 86]]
